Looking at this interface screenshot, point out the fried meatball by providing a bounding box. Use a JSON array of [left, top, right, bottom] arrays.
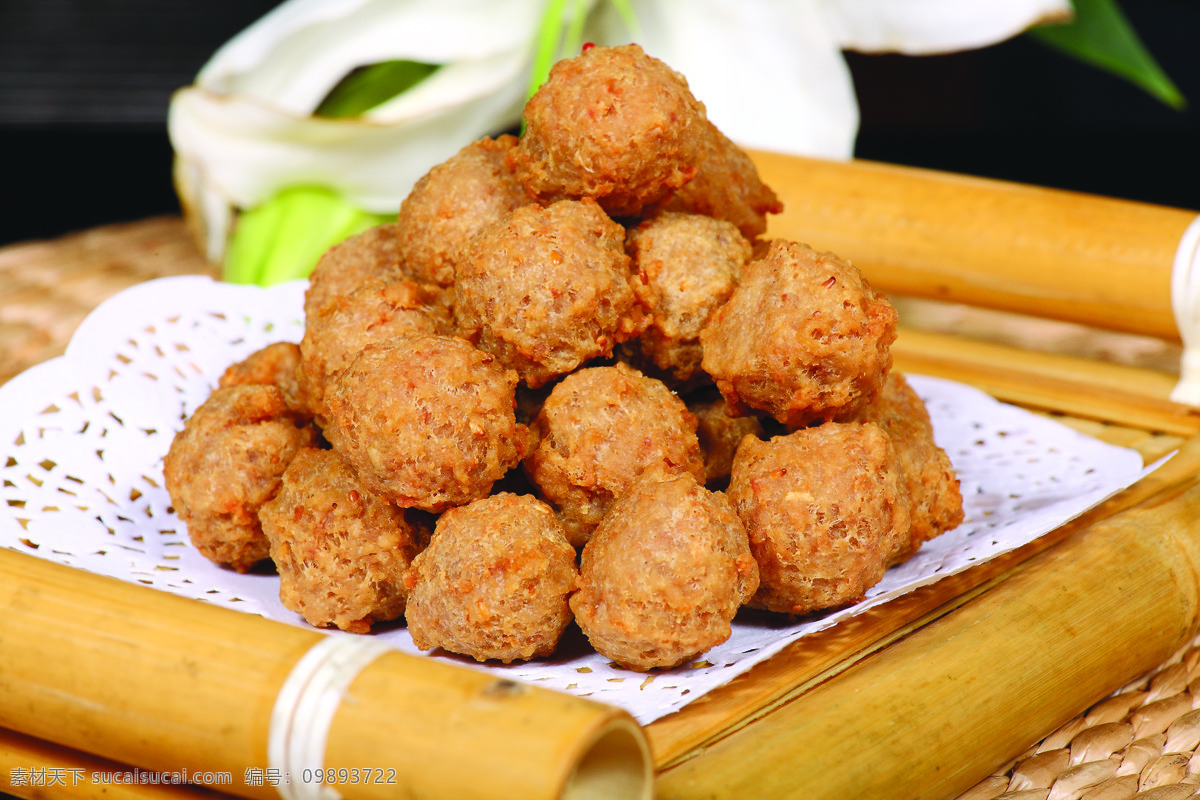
[[700, 240, 898, 427], [454, 199, 650, 388], [163, 385, 315, 572], [664, 122, 783, 239], [405, 493, 578, 663], [687, 388, 765, 486], [571, 469, 758, 671], [622, 211, 750, 386], [325, 332, 529, 512], [507, 44, 708, 217], [857, 373, 964, 562], [727, 422, 911, 616], [396, 135, 527, 287], [298, 279, 453, 421], [523, 362, 706, 546], [259, 447, 431, 633], [218, 341, 306, 415], [304, 223, 410, 319]]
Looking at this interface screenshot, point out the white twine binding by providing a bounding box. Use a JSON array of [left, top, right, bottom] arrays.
[[268, 637, 394, 800], [1171, 214, 1200, 406]]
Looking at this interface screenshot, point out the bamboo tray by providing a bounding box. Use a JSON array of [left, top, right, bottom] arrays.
[[3, 153, 1200, 800]]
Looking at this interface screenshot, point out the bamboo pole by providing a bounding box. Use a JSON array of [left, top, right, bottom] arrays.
[[892, 327, 1200, 436], [0, 727, 222, 800], [0, 552, 652, 800], [751, 151, 1198, 342], [656, 451, 1200, 800]]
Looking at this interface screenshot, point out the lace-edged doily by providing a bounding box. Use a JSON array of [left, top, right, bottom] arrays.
[[0, 276, 1154, 724]]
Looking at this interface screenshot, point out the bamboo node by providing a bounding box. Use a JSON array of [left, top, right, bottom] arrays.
[[1170, 214, 1200, 405], [269, 637, 393, 800]]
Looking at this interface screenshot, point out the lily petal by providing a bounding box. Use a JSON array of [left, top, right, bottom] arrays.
[[172, 50, 528, 210], [170, 50, 527, 263], [823, 0, 1073, 54], [586, 0, 860, 159], [198, 0, 549, 115]]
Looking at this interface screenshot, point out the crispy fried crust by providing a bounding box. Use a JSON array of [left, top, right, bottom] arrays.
[[523, 362, 706, 546], [454, 199, 650, 388], [571, 470, 758, 671], [163, 385, 315, 572], [298, 279, 453, 420], [700, 239, 898, 427], [405, 493, 578, 663], [686, 388, 766, 486], [664, 122, 782, 239], [325, 332, 529, 512], [218, 341, 307, 416], [260, 447, 431, 633], [507, 44, 708, 217], [621, 211, 751, 387], [727, 422, 911, 616], [396, 135, 527, 287], [304, 223, 411, 319], [857, 373, 965, 562]]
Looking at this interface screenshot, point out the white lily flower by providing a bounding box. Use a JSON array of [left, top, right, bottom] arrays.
[[170, 0, 596, 263], [169, 0, 1071, 271], [583, 0, 1071, 159]]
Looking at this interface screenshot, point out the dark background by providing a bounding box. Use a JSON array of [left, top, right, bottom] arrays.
[[0, 0, 1196, 249]]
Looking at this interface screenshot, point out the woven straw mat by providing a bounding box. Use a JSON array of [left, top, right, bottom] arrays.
[[0, 217, 216, 386]]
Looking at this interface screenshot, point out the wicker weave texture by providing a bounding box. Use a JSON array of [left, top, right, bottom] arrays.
[[957, 630, 1200, 800], [0, 217, 215, 386]]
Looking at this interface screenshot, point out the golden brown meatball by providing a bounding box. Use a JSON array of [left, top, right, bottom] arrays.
[[298, 279, 453, 421], [259, 447, 431, 633], [163, 385, 315, 572], [727, 422, 911, 616], [523, 362, 706, 546], [404, 493, 578, 663], [218, 341, 306, 416], [507, 44, 708, 218], [700, 240, 898, 427], [453, 199, 650, 388], [857, 373, 964, 562], [686, 388, 765, 487], [325, 332, 529, 512], [664, 122, 783, 239], [621, 211, 751, 386], [571, 469, 758, 671], [396, 135, 527, 287], [304, 223, 410, 319]]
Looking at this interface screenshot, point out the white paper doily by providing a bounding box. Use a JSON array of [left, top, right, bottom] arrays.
[[0, 276, 1157, 725]]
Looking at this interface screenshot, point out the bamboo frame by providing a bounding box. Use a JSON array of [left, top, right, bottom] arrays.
[[4, 153, 1200, 799]]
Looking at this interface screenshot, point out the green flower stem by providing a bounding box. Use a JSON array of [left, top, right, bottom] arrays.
[[225, 187, 392, 286]]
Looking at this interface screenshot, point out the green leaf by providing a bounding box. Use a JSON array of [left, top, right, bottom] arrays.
[[315, 60, 440, 118], [1029, 0, 1185, 110], [528, 0, 572, 105], [225, 187, 394, 286]]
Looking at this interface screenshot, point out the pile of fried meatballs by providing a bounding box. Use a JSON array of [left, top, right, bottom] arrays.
[[164, 44, 963, 672]]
